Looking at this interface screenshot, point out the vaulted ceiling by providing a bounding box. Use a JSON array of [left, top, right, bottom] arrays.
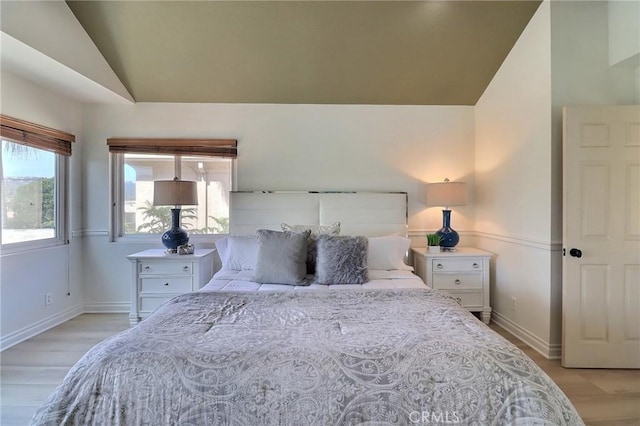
[[66, 1, 541, 105]]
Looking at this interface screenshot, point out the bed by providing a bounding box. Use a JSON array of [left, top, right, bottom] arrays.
[[31, 192, 583, 425]]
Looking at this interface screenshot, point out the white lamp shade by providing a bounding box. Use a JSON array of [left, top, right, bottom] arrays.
[[426, 181, 466, 207], [153, 179, 198, 206]]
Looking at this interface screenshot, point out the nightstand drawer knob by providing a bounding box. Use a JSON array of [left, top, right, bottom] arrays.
[[164, 282, 169, 286], [436, 263, 443, 269], [455, 279, 461, 285], [472, 263, 479, 268], [182, 266, 190, 272], [144, 266, 151, 271]]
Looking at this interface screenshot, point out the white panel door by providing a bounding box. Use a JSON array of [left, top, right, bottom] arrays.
[[562, 105, 640, 368]]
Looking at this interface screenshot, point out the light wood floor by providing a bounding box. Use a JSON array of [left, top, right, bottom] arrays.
[[1, 314, 639, 425], [490, 325, 640, 426]]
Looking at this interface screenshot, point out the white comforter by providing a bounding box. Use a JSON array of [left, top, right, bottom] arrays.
[[201, 268, 427, 292], [31, 288, 583, 425]]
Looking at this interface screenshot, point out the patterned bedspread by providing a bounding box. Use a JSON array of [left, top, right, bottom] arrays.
[[31, 289, 583, 425]]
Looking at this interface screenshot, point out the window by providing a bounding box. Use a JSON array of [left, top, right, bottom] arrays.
[[0, 115, 73, 251], [108, 138, 236, 240]]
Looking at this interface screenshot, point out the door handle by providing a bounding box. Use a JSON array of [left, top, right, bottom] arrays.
[[569, 248, 582, 258]]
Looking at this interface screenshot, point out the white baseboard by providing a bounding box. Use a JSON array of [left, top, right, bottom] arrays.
[[548, 342, 562, 359], [1, 302, 129, 351], [492, 311, 561, 360], [0, 304, 84, 351], [83, 302, 129, 313]]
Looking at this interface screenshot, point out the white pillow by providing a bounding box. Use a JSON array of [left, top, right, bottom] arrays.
[[281, 222, 340, 236], [215, 235, 258, 270], [367, 235, 413, 271]]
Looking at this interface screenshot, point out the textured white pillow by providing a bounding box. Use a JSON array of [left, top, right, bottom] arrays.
[[214, 235, 258, 270], [367, 236, 414, 271], [281, 222, 340, 236]]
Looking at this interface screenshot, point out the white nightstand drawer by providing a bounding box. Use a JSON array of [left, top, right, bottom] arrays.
[[140, 277, 193, 293], [139, 262, 193, 275], [432, 273, 483, 290], [140, 296, 173, 313], [445, 291, 483, 308], [432, 258, 483, 272], [411, 247, 492, 324], [128, 249, 216, 325]]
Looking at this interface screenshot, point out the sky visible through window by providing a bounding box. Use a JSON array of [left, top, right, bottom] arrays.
[[2, 140, 56, 244], [125, 164, 135, 182], [2, 141, 54, 178]]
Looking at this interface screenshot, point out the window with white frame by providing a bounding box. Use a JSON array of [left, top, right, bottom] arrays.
[[108, 138, 236, 239], [0, 116, 72, 251]]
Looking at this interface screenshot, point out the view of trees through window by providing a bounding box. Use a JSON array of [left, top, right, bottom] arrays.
[[124, 153, 231, 235], [1, 140, 56, 244]]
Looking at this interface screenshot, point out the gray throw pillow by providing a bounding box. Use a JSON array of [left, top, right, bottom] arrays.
[[315, 235, 369, 284], [253, 229, 311, 285]]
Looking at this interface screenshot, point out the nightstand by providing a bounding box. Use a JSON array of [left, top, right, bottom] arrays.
[[412, 247, 492, 324], [127, 248, 215, 325]]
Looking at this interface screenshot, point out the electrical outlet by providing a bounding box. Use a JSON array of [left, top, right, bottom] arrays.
[[45, 293, 52, 306], [511, 296, 517, 311]]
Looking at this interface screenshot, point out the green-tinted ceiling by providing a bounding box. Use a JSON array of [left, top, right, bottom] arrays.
[[66, 1, 541, 105]]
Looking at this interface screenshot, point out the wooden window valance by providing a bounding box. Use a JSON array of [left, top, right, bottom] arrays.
[[107, 138, 237, 158], [0, 115, 75, 156]]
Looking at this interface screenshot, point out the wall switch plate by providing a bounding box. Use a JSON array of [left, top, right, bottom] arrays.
[[45, 293, 52, 306], [511, 296, 517, 311]]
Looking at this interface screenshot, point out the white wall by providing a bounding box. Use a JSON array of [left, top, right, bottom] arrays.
[[0, 71, 84, 349], [475, 0, 640, 359], [608, 0, 640, 68], [475, 2, 557, 357], [546, 0, 639, 355], [80, 103, 475, 311], [551, 0, 639, 171], [551, 0, 639, 141], [0, 0, 133, 103]]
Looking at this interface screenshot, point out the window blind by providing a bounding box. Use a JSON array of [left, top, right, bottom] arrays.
[[107, 138, 237, 158], [0, 115, 75, 156]]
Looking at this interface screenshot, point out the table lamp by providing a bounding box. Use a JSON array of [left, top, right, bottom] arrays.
[[153, 178, 198, 252], [426, 178, 466, 250]]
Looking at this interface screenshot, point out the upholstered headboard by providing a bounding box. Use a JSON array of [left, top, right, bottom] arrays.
[[229, 191, 408, 237]]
